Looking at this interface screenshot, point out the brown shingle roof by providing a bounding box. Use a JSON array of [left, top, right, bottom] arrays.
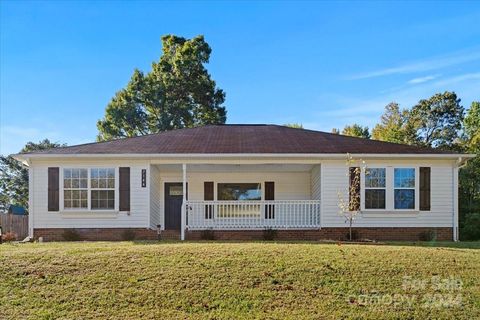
[[21, 124, 455, 155]]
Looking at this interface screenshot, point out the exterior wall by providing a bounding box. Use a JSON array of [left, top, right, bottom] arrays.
[[30, 159, 151, 232], [149, 165, 161, 229], [321, 159, 456, 228], [310, 164, 321, 200], [29, 157, 457, 240]]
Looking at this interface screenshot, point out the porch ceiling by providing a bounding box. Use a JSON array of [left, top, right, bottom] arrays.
[[154, 163, 315, 172]]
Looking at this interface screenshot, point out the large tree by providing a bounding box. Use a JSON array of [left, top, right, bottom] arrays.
[[97, 35, 227, 141], [408, 91, 464, 150], [0, 139, 64, 211], [371, 102, 417, 144], [459, 102, 480, 220], [341, 124, 370, 139]]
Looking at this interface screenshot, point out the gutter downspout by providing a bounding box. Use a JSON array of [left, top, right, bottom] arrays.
[[181, 164, 187, 241], [453, 157, 462, 242]]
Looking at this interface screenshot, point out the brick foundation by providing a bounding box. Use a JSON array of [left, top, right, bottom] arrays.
[[186, 227, 452, 241], [34, 228, 159, 242], [34, 227, 453, 242]]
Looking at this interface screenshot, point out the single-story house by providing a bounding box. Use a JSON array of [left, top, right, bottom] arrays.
[[13, 124, 474, 241]]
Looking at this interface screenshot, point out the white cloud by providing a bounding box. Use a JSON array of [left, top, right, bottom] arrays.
[[408, 74, 439, 84], [347, 48, 480, 80]]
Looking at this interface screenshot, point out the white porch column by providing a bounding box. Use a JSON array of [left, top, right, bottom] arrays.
[[181, 163, 187, 240]]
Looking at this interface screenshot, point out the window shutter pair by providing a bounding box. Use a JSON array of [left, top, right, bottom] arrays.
[[47, 167, 131, 212], [348, 166, 431, 211]]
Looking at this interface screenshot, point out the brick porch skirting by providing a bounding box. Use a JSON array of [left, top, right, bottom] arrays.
[[34, 227, 453, 241], [186, 227, 453, 241]]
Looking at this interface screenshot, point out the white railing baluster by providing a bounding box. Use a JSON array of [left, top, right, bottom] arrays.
[[184, 200, 321, 230]]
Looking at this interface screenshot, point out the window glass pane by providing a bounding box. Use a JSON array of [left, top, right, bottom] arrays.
[[72, 179, 79, 188], [80, 169, 88, 178], [91, 169, 99, 178], [90, 190, 115, 209], [394, 168, 415, 188], [99, 169, 107, 178], [169, 186, 183, 196], [107, 169, 115, 178], [365, 189, 386, 209], [80, 179, 88, 188], [64, 169, 71, 178], [108, 179, 115, 188], [217, 183, 261, 201], [64, 179, 71, 188], [395, 189, 415, 209], [99, 179, 106, 188], [365, 168, 386, 188], [91, 179, 98, 188]]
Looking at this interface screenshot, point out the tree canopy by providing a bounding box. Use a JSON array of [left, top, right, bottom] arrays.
[[0, 139, 65, 211], [97, 35, 227, 141], [341, 124, 370, 139]]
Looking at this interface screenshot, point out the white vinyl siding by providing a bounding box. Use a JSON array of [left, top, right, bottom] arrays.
[[310, 164, 321, 200], [321, 160, 455, 227], [149, 165, 161, 229], [30, 160, 150, 229]]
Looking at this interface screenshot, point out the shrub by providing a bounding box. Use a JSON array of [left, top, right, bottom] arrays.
[[2, 232, 17, 242], [460, 213, 480, 240], [262, 228, 277, 241], [62, 229, 81, 241], [419, 229, 437, 242], [200, 229, 215, 240], [121, 229, 136, 241]]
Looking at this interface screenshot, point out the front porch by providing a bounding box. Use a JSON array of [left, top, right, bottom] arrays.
[[150, 163, 322, 239]]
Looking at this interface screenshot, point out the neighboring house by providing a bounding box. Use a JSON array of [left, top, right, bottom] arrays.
[[13, 125, 474, 241]]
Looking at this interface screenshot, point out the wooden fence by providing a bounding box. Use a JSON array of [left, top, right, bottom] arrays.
[[0, 214, 29, 240]]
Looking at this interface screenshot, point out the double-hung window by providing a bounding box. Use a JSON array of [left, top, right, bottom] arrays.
[[364, 168, 386, 209], [90, 168, 115, 210], [63, 169, 88, 209], [394, 168, 415, 209], [63, 168, 115, 210]]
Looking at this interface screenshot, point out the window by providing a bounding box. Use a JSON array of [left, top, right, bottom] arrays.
[[90, 168, 115, 210], [217, 183, 261, 201], [217, 183, 261, 217], [63, 168, 88, 209], [394, 168, 415, 209], [364, 168, 386, 209]]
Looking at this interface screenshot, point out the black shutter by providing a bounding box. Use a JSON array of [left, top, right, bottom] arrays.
[[204, 182, 214, 219], [265, 181, 275, 219], [48, 167, 59, 211], [420, 167, 431, 211], [349, 167, 360, 211], [119, 167, 130, 211]]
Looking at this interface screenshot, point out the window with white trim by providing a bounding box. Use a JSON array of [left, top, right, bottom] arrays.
[[90, 168, 115, 210], [394, 168, 415, 209], [364, 168, 386, 209], [63, 168, 88, 209]]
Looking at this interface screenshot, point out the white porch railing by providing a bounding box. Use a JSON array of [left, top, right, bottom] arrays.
[[185, 200, 321, 230]]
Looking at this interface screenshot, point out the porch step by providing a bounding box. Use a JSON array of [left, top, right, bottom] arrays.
[[160, 230, 181, 240]]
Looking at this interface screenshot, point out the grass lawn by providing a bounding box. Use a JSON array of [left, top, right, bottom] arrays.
[[1, 241, 479, 319]]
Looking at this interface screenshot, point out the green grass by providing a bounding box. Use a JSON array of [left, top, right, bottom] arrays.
[[1, 242, 479, 319]]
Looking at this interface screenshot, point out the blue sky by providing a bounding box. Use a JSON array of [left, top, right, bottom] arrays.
[[1, 1, 479, 155]]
